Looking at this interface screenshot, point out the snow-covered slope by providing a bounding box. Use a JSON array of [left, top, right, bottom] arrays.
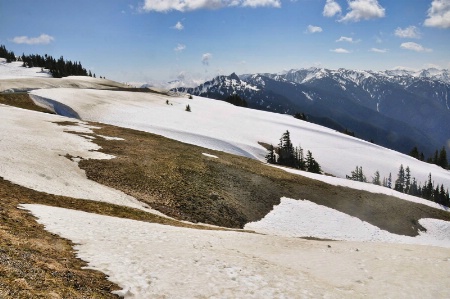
[[0, 59, 51, 79], [30, 88, 450, 190], [0, 104, 149, 211], [21, 204, 450, 298], [0, 59, 127, 92]]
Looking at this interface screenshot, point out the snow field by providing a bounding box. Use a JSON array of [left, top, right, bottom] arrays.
[[0, 59, 51, 79], [21, 204, 450, 299], [30, 88, 450, 199], [0, 104, 150, 211], [245, 197, 450, 247]]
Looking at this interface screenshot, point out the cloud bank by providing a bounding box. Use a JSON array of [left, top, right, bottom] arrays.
[[306, 25, 323, 34], [172, 21, 184, 30], [424, 0, 450, 29], [11, 34, 54, 45], [323, 0, 341, 17], [330, 48, 351, 54], [339, 0, 385, 22], [142, 0, 281, 12], [394, 26, 421, 39], [202, 53, 212, 65], [400, 42, 432, 53]]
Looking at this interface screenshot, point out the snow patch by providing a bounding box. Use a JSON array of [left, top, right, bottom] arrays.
[[245, 197, 450, 248], [202, 153, 218, 159]]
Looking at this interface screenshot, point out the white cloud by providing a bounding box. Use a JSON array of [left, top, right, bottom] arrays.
[[323, 0, 342, 17], [174, 44, 186, 52], [424, 0, 450, 29], [241, 0, 281, 8], [336, 36, 359, 43], [172, 21, 184, 30], [306, 25, 323, 33], [330, 48, 351, 53], [11, 34, 54, 45], [339, 0, 385, 22], [202, 53, 212, 65], [400, 42, 432, 52], [370, 47, 388, 53], [394, 26, 421, 38], [141, 0, 280, 12]]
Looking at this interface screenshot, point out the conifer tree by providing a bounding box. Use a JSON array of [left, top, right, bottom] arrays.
[[265, 144, 276, 164], [277, 130, 295, 167], [388, 173, 392, 189], [405, 166, 411, 194], [372, 170, 381, 185], [409, 146, 419, 159], [394, 164, 405, 192], [305, 150, 321, 174], [438, 146, 448, 169]]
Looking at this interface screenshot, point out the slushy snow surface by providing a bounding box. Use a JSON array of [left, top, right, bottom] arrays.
[[0, 59, 51, 79], [0, 104, 148, 211], [21, 204, 450, 299], [30, 88, 450, 203], [245, 197, 450, 248]]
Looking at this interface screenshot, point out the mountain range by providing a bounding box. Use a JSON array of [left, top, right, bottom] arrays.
[[173, 68, 450, 157]]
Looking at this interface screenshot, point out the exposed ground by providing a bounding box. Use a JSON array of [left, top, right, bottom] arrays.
[[77, 121, 450, 236], [0, 175, 226, 298], [0, 93, 54, 114], [1, 94, 449, 297]]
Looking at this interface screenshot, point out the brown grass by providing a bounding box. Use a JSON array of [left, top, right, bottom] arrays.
[[78, 122, 450, 236], [0, 93, 54, 114], [1, 95, 449, 296]]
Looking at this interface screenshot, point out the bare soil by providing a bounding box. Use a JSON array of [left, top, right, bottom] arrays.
[[78, 122, 450, 236], [1, 96, 450, 297], [0, 93, 54, 114]]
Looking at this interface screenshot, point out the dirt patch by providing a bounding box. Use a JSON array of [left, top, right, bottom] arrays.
[[0, 93, 54, 114], [76, 122, 450, 236], [0, 173, 229, 298]]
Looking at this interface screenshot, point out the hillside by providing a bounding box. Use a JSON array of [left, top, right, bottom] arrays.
[[173, 68, 450, 158], [1, 60, 450, 298]]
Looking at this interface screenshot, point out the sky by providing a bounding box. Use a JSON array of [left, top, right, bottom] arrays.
[[1, 0, 450, 85]]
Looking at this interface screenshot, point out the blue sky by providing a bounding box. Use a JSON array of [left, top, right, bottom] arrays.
[[1, 0, 449, 84]]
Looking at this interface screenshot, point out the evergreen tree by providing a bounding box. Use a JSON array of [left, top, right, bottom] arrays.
[[409, 177, 418, 196], [404, 166, 411, 194], [394, 164, 405, 193], [438, 146, 448, 169], [409, 146, 419, 159], [433, 150, 439, 165], [265, 144, 276, 164], [372, 170, 381, 185], [277, 130, 295, 167], [439, 185, 446, 205], [294, 112, 308, 121], [387, 173, 392, 189], [224, 94, 248, 107], [347, 166, 367, 182], [419, 152, 425, 161], [305, 150, 321, 174], [423, 173, 433, 200]]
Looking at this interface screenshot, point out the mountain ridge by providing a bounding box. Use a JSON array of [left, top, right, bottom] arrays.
[[172, 67, 450, 158]]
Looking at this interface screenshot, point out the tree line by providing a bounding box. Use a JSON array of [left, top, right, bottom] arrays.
[[0, 44, 99, 79], [347, 164, 449, 207], [409, 146, 448, 170], [265, 130, 322, 174]]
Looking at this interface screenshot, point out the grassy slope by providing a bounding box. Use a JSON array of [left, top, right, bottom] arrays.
[[1, 94, 450, 297], [0, 93, 54, 114], [79, 121, 450, 236]]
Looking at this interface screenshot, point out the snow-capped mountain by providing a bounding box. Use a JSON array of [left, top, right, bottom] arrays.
[[173, 68, 450, 157]]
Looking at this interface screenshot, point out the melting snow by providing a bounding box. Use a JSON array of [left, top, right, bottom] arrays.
[[20, 204, 450, 299]]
